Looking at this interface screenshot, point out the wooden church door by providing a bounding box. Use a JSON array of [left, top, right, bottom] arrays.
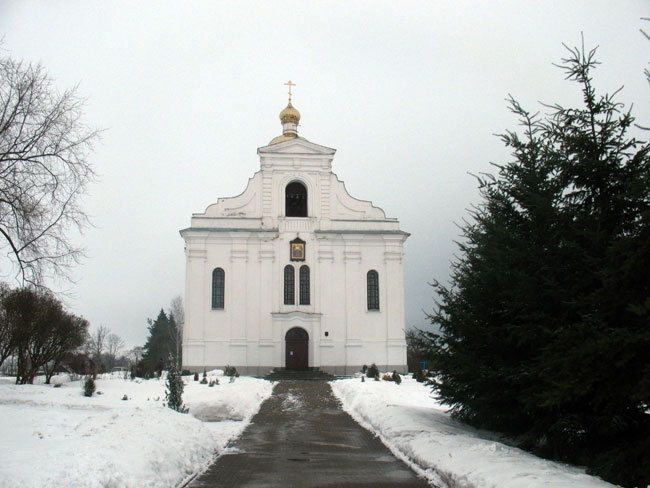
[[285, 327, 309, 370]]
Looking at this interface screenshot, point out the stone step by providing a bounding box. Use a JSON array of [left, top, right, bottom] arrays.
[[262, 368, 341, 381]]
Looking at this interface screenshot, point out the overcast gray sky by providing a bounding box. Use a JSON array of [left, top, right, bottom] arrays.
[[1, 1, 649, 348]]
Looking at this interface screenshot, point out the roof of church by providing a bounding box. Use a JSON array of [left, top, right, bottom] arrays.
[[268, 133, 297, 145]]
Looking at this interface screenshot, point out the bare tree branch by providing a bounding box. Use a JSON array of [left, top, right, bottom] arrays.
[[0, 52, 98, 288]]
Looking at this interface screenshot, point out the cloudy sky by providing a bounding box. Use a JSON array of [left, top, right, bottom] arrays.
[[1, 1, 649, 347]]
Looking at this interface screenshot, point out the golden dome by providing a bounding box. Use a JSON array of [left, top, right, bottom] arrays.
[[280, 102, 300, 124]]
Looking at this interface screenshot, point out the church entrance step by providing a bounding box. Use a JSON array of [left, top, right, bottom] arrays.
[[262, 368, 340, 381]]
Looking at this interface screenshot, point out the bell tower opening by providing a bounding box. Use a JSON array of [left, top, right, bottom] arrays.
[[285, 181, 308, 217]]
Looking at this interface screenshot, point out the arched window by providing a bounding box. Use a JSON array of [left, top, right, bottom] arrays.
[[299, 265, 310, 305], [212, 268, 225, 309], [285, 181, 307, 217], [284, 265, 295, 305], [367, 270, 379, 310]]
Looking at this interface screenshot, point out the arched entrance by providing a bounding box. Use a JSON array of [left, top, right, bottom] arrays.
[[285, 327, 308, 370]]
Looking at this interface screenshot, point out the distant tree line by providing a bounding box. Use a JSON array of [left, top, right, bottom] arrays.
[[0, 284, 137, 383], [421, 43, 650, 487]]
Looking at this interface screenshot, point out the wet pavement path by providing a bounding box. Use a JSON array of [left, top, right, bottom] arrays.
[[189, 381, 431, 487]]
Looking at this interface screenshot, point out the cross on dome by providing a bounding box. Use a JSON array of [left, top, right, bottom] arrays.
[[284, 80, 296, 103]]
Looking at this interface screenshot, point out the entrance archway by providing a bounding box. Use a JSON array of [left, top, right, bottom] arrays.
[[285, 327, 309, 370]]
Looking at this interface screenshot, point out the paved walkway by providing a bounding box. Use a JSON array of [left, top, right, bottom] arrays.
[[189, 381, 431, 488]]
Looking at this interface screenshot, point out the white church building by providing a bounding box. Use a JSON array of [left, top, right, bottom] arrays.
[[180, 86, 409, 375]]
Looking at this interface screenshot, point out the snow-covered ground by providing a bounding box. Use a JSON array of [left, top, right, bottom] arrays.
[[331, 376, 619, 488], [0, 372, 274, 488]]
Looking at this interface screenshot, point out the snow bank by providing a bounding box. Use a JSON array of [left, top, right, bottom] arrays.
[[331, 376, 619, 488], [0, 373, 274, 488]]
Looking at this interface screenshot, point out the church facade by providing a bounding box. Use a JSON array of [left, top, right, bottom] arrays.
[[180, 91, 409, 375]]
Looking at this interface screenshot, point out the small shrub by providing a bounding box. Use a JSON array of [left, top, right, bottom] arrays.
[[201, 369, 208, 384], [182, 369, 191, 376], [361, 364, 368, 374], [229, 376, 235, 383], [164, 361, 189, 413], [193, 372, 199, 381], [224, 365, 237, 377], [122, 394, 128, 401], [83, 376, 96, 397], [208, 379, 216, 387], [361, 375, 365, 382], [366, 363, 379, 379], [392, 371, 402, 385], [413, 367, 426, 383]]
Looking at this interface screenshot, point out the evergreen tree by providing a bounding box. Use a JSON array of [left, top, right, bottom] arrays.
[[164, 357, 188, 413], [425, 42, 650, 487], [141, 309, 179, 376]]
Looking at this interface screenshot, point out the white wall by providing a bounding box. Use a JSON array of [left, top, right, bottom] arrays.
[[182, 136, 408, 375]]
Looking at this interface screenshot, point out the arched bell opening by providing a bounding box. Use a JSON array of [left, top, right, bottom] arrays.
[[285, 181, 308, 217]]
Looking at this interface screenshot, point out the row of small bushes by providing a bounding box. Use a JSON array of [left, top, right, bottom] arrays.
[[193, 366, 239, 385], [361, 363, 402, 384], [361, 362, 431, 384]]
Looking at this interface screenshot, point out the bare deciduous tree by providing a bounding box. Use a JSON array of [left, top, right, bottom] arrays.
[[3, 287, 88, 384], [106, 332, 124, 371], [170, 295, 184, 327], [127, 345, 143, 367], [87, 325, 109, 365], [0, 52, 98, 287], [0, 283, 12, 368], [169, 295, 184, 367]]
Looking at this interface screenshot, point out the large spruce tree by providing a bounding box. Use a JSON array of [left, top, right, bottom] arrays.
[[425, 43, 650, 487], [141, 309, 180, 375]]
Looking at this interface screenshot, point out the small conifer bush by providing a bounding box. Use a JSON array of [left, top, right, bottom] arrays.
[[83, 376, 96, 397], [413, 366, 426, 383], [366, 363, 379, 379], [164, 361, 189, 413], [392, 371, 402, 384]]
